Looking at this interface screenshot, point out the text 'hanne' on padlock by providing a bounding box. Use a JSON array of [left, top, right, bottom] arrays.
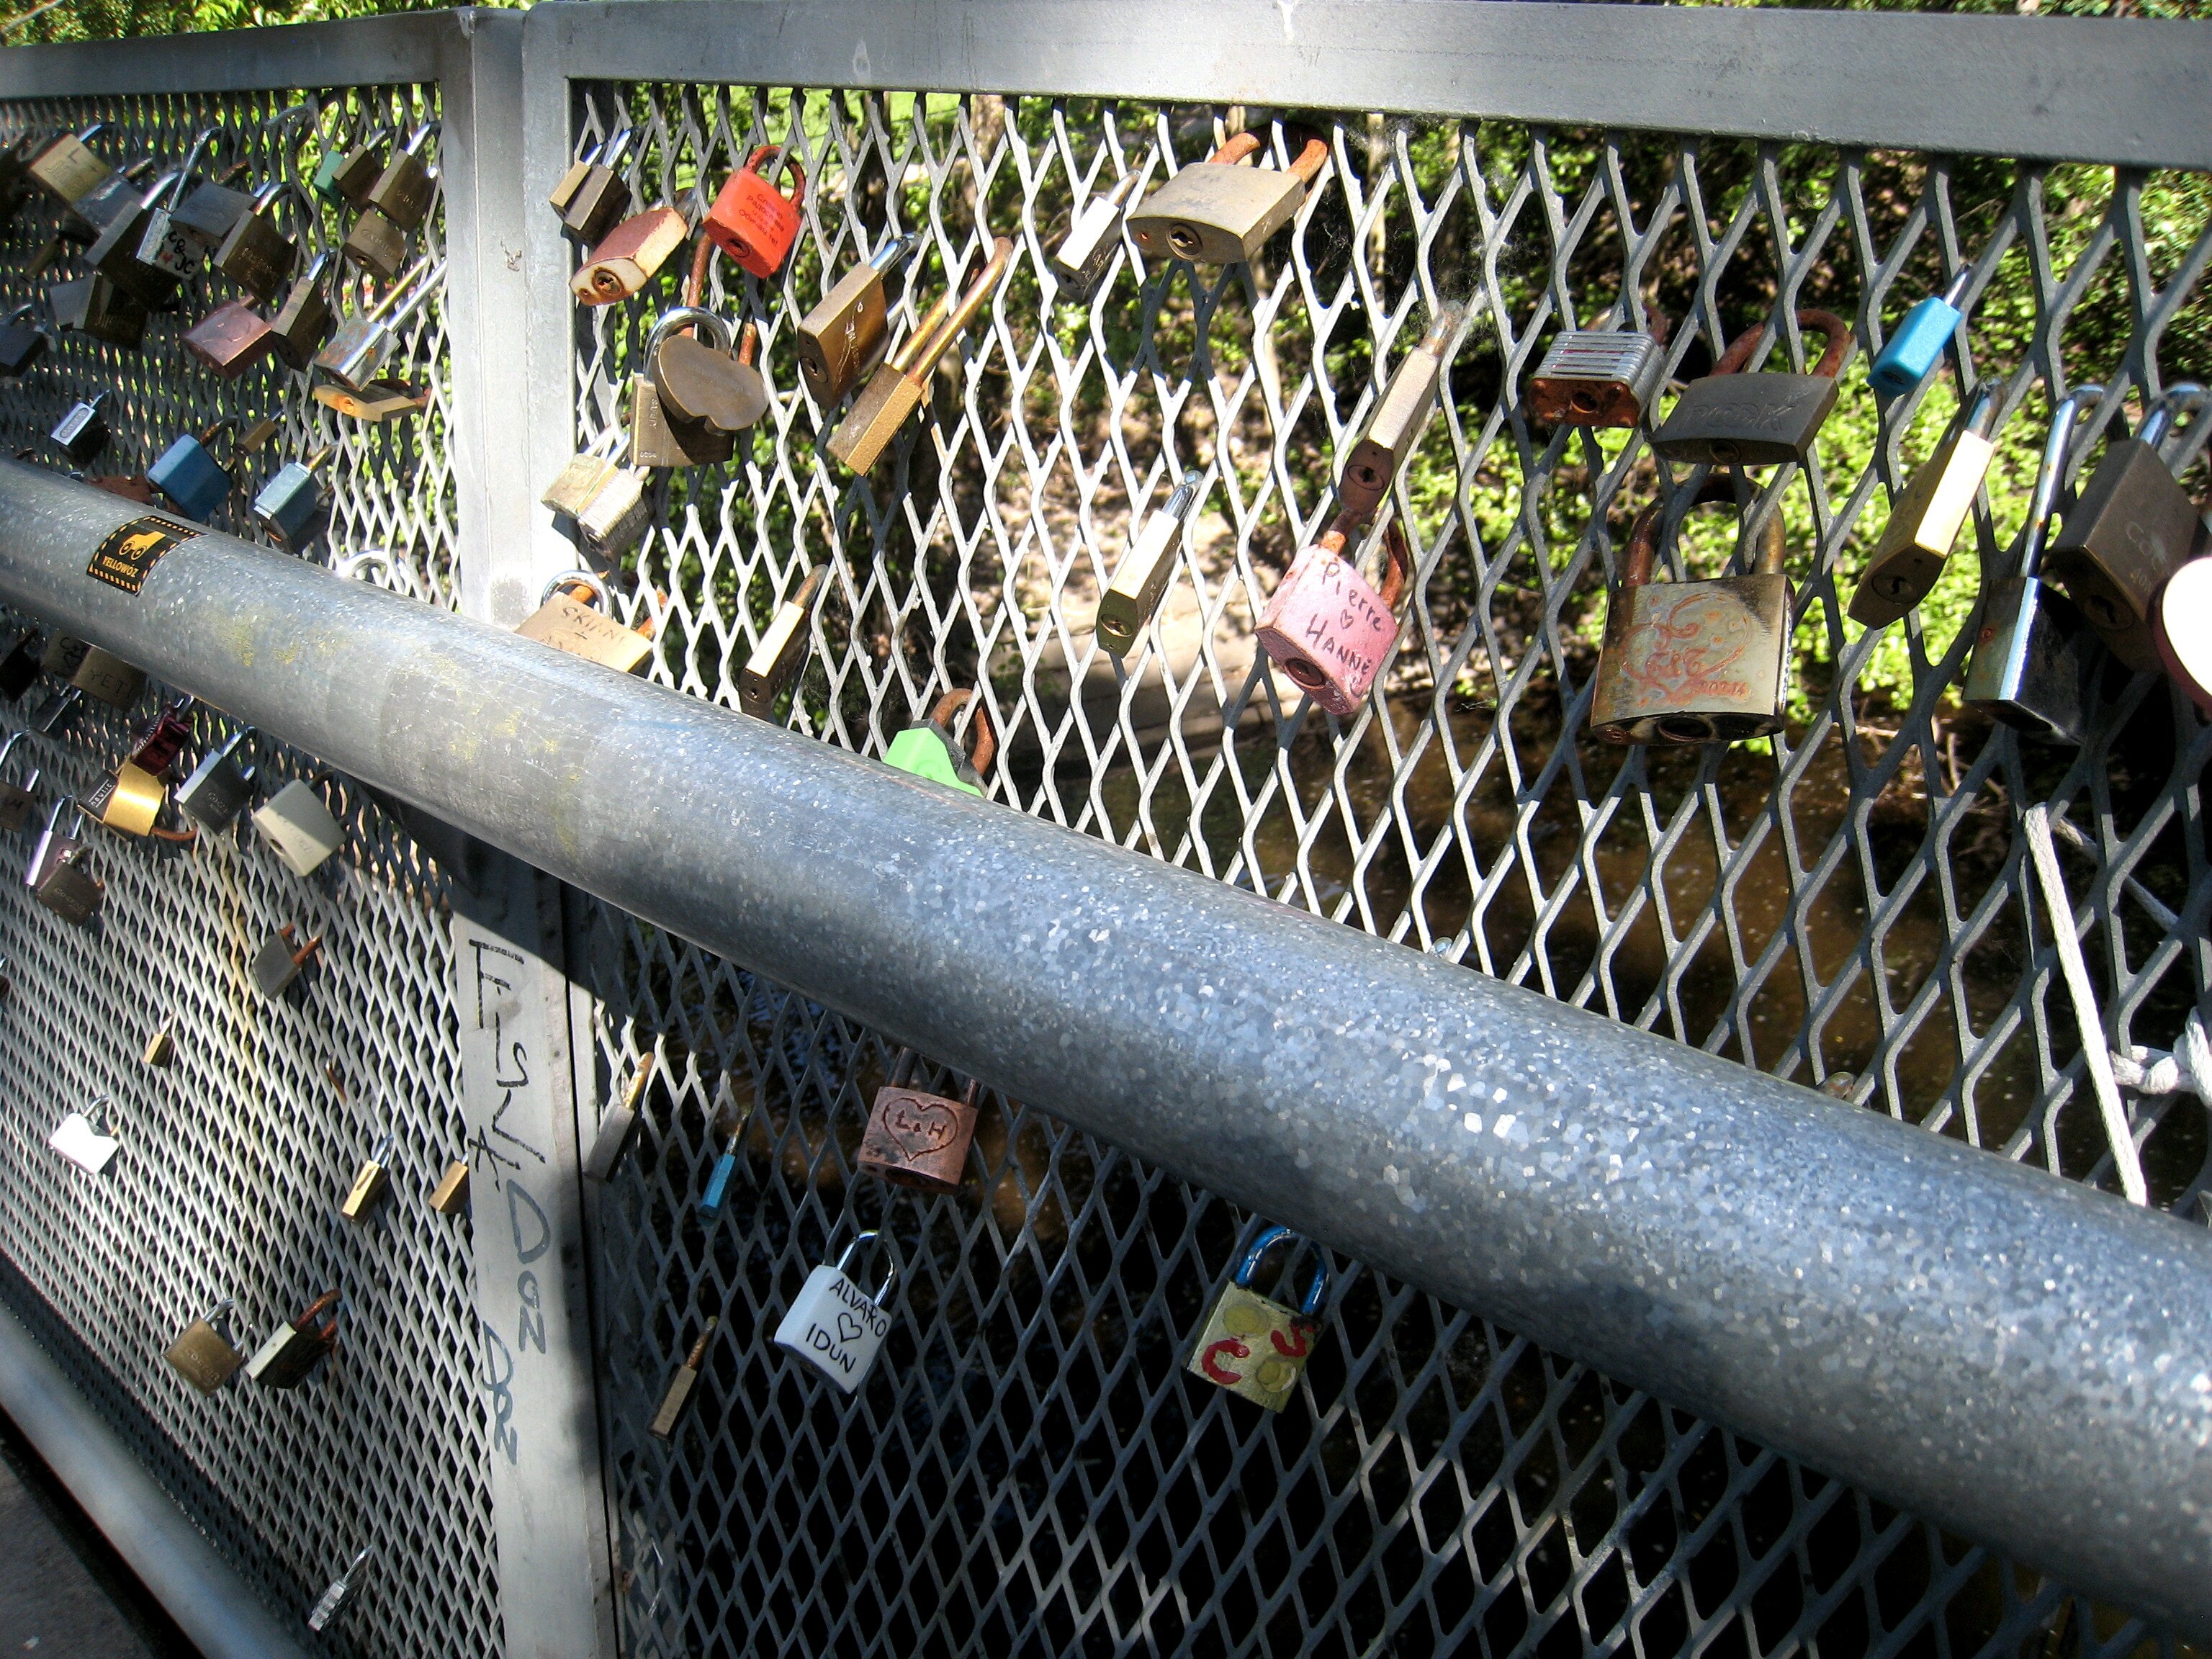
[[1527, 323, 1668, 430], [307, 1547, 372, 1633], [1652, 310, 1853, 468], [1095, 475, 1208, 658], [1848, 385, 2003, 630], [649, 1316, 719, 1440], [1051, 155, 1151, 302], [177, 724, 256, 830], [797, 233, 918, 407], [516, 570, 659, 675], [774, 1231, 897, 1395], [1963, 385, 2105, 745], [1256, 513, 1413, 719], [246, 1289, 339, 1389], [1868, 266, 1977, 401], [1128, 128, 1330, 267], [860, 1049, 982, 1195], [253, 775, 343, 876], [1587, 472, 1793, 746], [583, 1052, 657, 1182], [2046, 382, 2210, 673], [738, 564, 827, 720], [1339, 305, 1466, 520], [702, 143, 806, 279], [550, 125, 639, 246], [50, 1095, 121, 1174], [0, 727, 41, 831], [165, 1299, 246, 1394], [341, 1133, 395, 1223], [252, 922, 323, 998], [886, 688, 996, 796], [829, 235, 1014, 473], [1188, 1225, 1329, 1413]]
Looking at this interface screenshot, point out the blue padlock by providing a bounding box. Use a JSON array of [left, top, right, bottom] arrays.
[[1869, 268, 1974, 400], [251, 449, 329, 551], [148, 420, 234, 522], [696, 1141, 738, 1223]]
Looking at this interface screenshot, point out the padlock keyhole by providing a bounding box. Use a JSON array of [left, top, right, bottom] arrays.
[[1284, 656, 1329, 691], [1658, 714, 1714, 742], [1169, 223, 1202, 258], [1569, 390, 1599, 415]]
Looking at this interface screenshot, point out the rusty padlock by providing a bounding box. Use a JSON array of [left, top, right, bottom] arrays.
[[1255, 513, 1413, 718], [858, 1050, 981, 1194], [572, 204, 688, 307], [701, 144, 806, 279]]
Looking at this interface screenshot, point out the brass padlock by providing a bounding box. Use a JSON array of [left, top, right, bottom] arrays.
[[71, 644, 144, 711], [315, 123, 390, 209], [82, 761, 167, 837], [364, 120, 439, 230], [1187, 1225, 1328, 1412], [270, 251, 338, 369], [1964, 387, 2103, 745], [540, 449, 649, 557], [1051, 163, 1147, 300], [1128, 129, 1330, 266], [657, 313, 768, 435], [245, 1289, 339, 1389], [1587, 472, 1793, 745], [49, 274, 147, 349], [1653, 311, 1852, 467], [516, 570, 657, 675], [550, 126, 638, 246], [738, 565, 827, 719], [28, 125, 117, 204], [313, 379, 428, 423], [1339, 306, 1463, 521], [1527, 327, 1668, 428], [649, 1316, 719, 1440], [36, 842, 105, 925], [858, 1050, 981, 1194], [1849, 387, 2002, 629], [628, 305, 735, 468], [583, 1053, 657, 1182], [341, 204, 409, 280], [572, 204, 688, 307], [165, 1300, 246, 1394], [796, 233, 917, 406], [1097, 477, 1205, 657], [830, 236, 1014, 472], [429, 1159, 470, 1215], [182, 299, 277, 380], [251, 922, 323, 997], [341, 1134, 394, 1222], [0, 729, 41, 830], [2045, 382, 2209, 671], [253, 775, 344, 876], [212, 179, 305, 302], [143, 1017, 175, 1067]]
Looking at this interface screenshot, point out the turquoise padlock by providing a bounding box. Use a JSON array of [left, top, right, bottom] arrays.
[[697, 1134, 738, 1223], [148, 419, 233, 522], [250, 449, 329, 550], [1869, 269, 1974, 400], [884, 689, 994, 796]]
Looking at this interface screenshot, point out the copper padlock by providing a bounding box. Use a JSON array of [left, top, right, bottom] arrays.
[[701, 144, 806, 279], [858, 1050, 982, 1194], [1338, 306, 1462, 520], [572, 204, 688, 306], [183, 298, 277, 379], [737, 565, 827, 719], [516, 570, 657, 675]]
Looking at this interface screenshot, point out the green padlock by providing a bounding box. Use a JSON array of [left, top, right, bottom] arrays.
[[884, 690, 994, 796]]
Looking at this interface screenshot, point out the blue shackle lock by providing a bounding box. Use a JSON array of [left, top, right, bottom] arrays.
[[1869, 268, 1974, 400], [251, 449, 329, 550], [1237, 1225, 1329, 1314], [149, 420, 233, 522], [697, 1140, 739, 1224]]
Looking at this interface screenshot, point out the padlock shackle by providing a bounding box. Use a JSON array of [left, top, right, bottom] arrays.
[[681, 234, 716, 313], [1374, 518, 1413, 611], [683, 1315, 720, 1369], [925, 687, 997, 779], [1418, 302, 1465, 357], [740, 143, 807, 212], [4, 302, 36, 325], [2141, 381, 2208, 459], [2020, 383, 2104, 580], [541, 567, 611, 611], [868, 230, 920, 275], [1235, 1224, 1331, 1315], [832, 1228, 897, 1305], [1939, 265, 1977, 309], [294, 1288, 341, 1339], [1206, 131, 1264, 167], [889, 268, 962, 377], [1620, 472, 1771, 588], [1285, 135, 1331, 189], [737, 321, 758, 369], [907, 236, 1013, 382], [646, 305, 732, 356], [401, 120, 440, 158], [591, 126, 638, 171], [1161, 475, 1203, 524], [333, 547, 397, 583], [362, 254, 444, 327], [1709, 309, 1851, 383], [1961, 385, 2002, 440], [621, 1050, 658, 1110], [166, 127, 223, 207]]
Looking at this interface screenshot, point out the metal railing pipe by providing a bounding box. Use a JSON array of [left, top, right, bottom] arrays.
[[4, 463, 2210, 1637]]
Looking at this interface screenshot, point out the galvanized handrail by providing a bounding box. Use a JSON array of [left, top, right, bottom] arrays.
[[4, 462, 2209, 1638]]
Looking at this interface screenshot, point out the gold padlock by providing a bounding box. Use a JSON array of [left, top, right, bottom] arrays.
[[1338, 305, 1464, 521], [1096, 477, 1206, 657], [142, 1017, 176, 1068], [649, 1316, 719, 1440], [738, 565, 827, 719], [1127, 129, 1330, 266], [85, 760, 166, 837], [429, 1159, 470, 1215], [1848, 387, 2001, 629], [829, 237, 1013, 473], [341, 1134, 393, 1223], [516, 570, 657, 675], [164, 1300, 246, 1394], [1187, 1226, 1328, 1412]]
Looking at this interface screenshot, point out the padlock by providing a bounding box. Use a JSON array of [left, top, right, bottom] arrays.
[[773, 1231, 897, 1395], [307, 1547, 372, 1633], [829, 235, 1013, 472], [49, 1098, 121, 1174], [702, 144, 806, 279], [48, 273, 148, 349], [0, 633, 39, 701], [27, 796, 81, 891], [551, 126, 639, 246], [143, 1017, 175, 1067], [132, 131, 228, 278], [649, 1316, 719, 1440], [738, 564, 827, 719], [213, 179, 305, 302], [130, 696, 195, 777], [313, 379, 427, 423], [859, 1051, 980, 1194], [0, 134, 36, 224], [83, 761, 167, 837], [1586, 473, 1793, 745], [315, 123, 390, 208], [340, 1134, 394, 1223], [696, 1125, 739, 1223], [429, 1159, 470, 1215], [656, 307, 768, 434], [341, 205, 409, 281], [37, 842, 105, 925], [71, 645, 145, 711], [1339, 306, 1464, 520], [0, 303, 50, 375], [28, 125, 116, 204], [29, 681, 81, 739], [1964, 386, 2104, 745], [515, 571, 657, 675], [1849, 386, 2002, 629], [1869, 268, 1976, 400], [1527, 328, 1668, 428], [314, 253, 443, 390], [364, 120, 439, 230], [627, 303, 736, 467], [65, 155, 157, 245], [270, 251, 337, 369], [251, 449, 331, 550], [1652, 311, 1852, 467], [1097, 477, 1205, 657], [176, 725, 256, 829], [245, 1289, 339, 1389], [40, 634, 89, 679], [1051, 164, 1147, 300], [1187, 1225, 1328, 1412], [149, 421, 235, 522], [168, 156, 256, 254], [50, 392, 111, 464], [885, 688, 995, 795], [796, 233, 916, 407], [86, 473, 157, 504], [84, 171, 186, 305], [164, 1300, 245, 1394], [251, 922, 323, 997], [583, 1054, 657, 1182], [2045, 382, 2210, 672], [0, 730, 39, 830], [182, 298, 277, 379], [2154, 553, 2212, 711], [572, 204, 688, 306], [1128, 129, 1331, 266], [254, 777, 344, 876], [1255, 514, 1413, 718], [540, 450, 649, 557]]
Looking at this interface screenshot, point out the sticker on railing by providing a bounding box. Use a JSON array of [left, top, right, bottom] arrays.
[[86, 516, 199, 595]]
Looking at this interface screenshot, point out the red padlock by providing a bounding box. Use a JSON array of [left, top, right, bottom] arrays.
[[701, 145, 805, 279]]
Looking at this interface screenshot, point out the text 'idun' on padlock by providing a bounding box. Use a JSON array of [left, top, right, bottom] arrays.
[[773, 1231, 898, 1395], [1188, 1225, 1329, 1413]]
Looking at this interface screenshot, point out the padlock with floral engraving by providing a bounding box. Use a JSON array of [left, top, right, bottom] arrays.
[[1187, 1225, 1328, 1412], [773, 1231, 897, 1395]]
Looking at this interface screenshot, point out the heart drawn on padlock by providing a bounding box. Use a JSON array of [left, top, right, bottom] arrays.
[[836, 1311, 865, 1344], [884, 1095, 958, 1157]]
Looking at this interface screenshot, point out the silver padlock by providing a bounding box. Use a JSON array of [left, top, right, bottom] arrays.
[[50, 1095, 120, 1174], [253, 776, 343, 876], [307, 1547, 372, 1633], [773, 1231, 898, 1395], [176, 726, 256, 829]]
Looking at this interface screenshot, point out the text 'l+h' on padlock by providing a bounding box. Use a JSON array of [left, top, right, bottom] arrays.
[[859, 1048, 982, 1195]]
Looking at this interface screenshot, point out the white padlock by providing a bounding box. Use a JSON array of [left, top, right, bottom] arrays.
[[772, 1231, 897, 1395], [50, 1097, 120, 1174], [252, 777, 344, 877]]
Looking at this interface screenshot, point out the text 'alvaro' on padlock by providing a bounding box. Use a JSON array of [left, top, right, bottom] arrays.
[[773, 1233, 897, 1394]]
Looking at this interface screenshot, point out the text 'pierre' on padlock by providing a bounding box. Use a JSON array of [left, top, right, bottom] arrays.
[[702, 144, 807, 279], [1587, 472, 1793, 747], [649, 1316, 719, 1440], [1128, 128, 1330, 267], [1964, 386, 2105, 745], [797, 233, 917, 407], [253, 775, 344, 876], [49, 1096, 121, 1174], [516, 570, 658, 675], [307, 1547, 372, 1634], [1869, 267, 1977, 401], [1256, 513, 1413, 719], [572, 202, 689, 306], [738, 564, 827, 719], [50, 392, 111, 465], [252, 449, 331, 551], [177, 724, 256, 830], [541, 449, 649, 557], [829, 235, 1014, 474], [886, 688, 996, 796], [1097, 476, 1207, 657], [1848, 385, 2002, 630], [549, 125, 639, 246], [583, 1053, 657, 1182], [341, 1133, 394, 1223], [1527, 325, 1668, 429], [1652, 310, 1853, 468], [246, 1289, 340, 1389], [1051, 157, 1150, 301], [0, 303, 50, 377], [165, 1300, 246, 1394], [860, 1051, 981, 1195], [150, 421, 236, 523], [252, 922, 323, 998], [773, 1231, 897, 1395], [1339, 305, 1465, 521], [313, 253, 444, 390], [0, 728, 41, 831], [1188, 1225, 1328, 1413], [2046, 382, 2211, 673]]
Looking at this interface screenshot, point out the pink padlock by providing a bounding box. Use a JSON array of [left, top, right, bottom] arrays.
[[1255, 516, 1411, 716]]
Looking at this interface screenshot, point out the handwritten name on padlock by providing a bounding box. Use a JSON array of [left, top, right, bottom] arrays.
[[1616, 587, 1759, 703], [774, 1264, 891, 1393]]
